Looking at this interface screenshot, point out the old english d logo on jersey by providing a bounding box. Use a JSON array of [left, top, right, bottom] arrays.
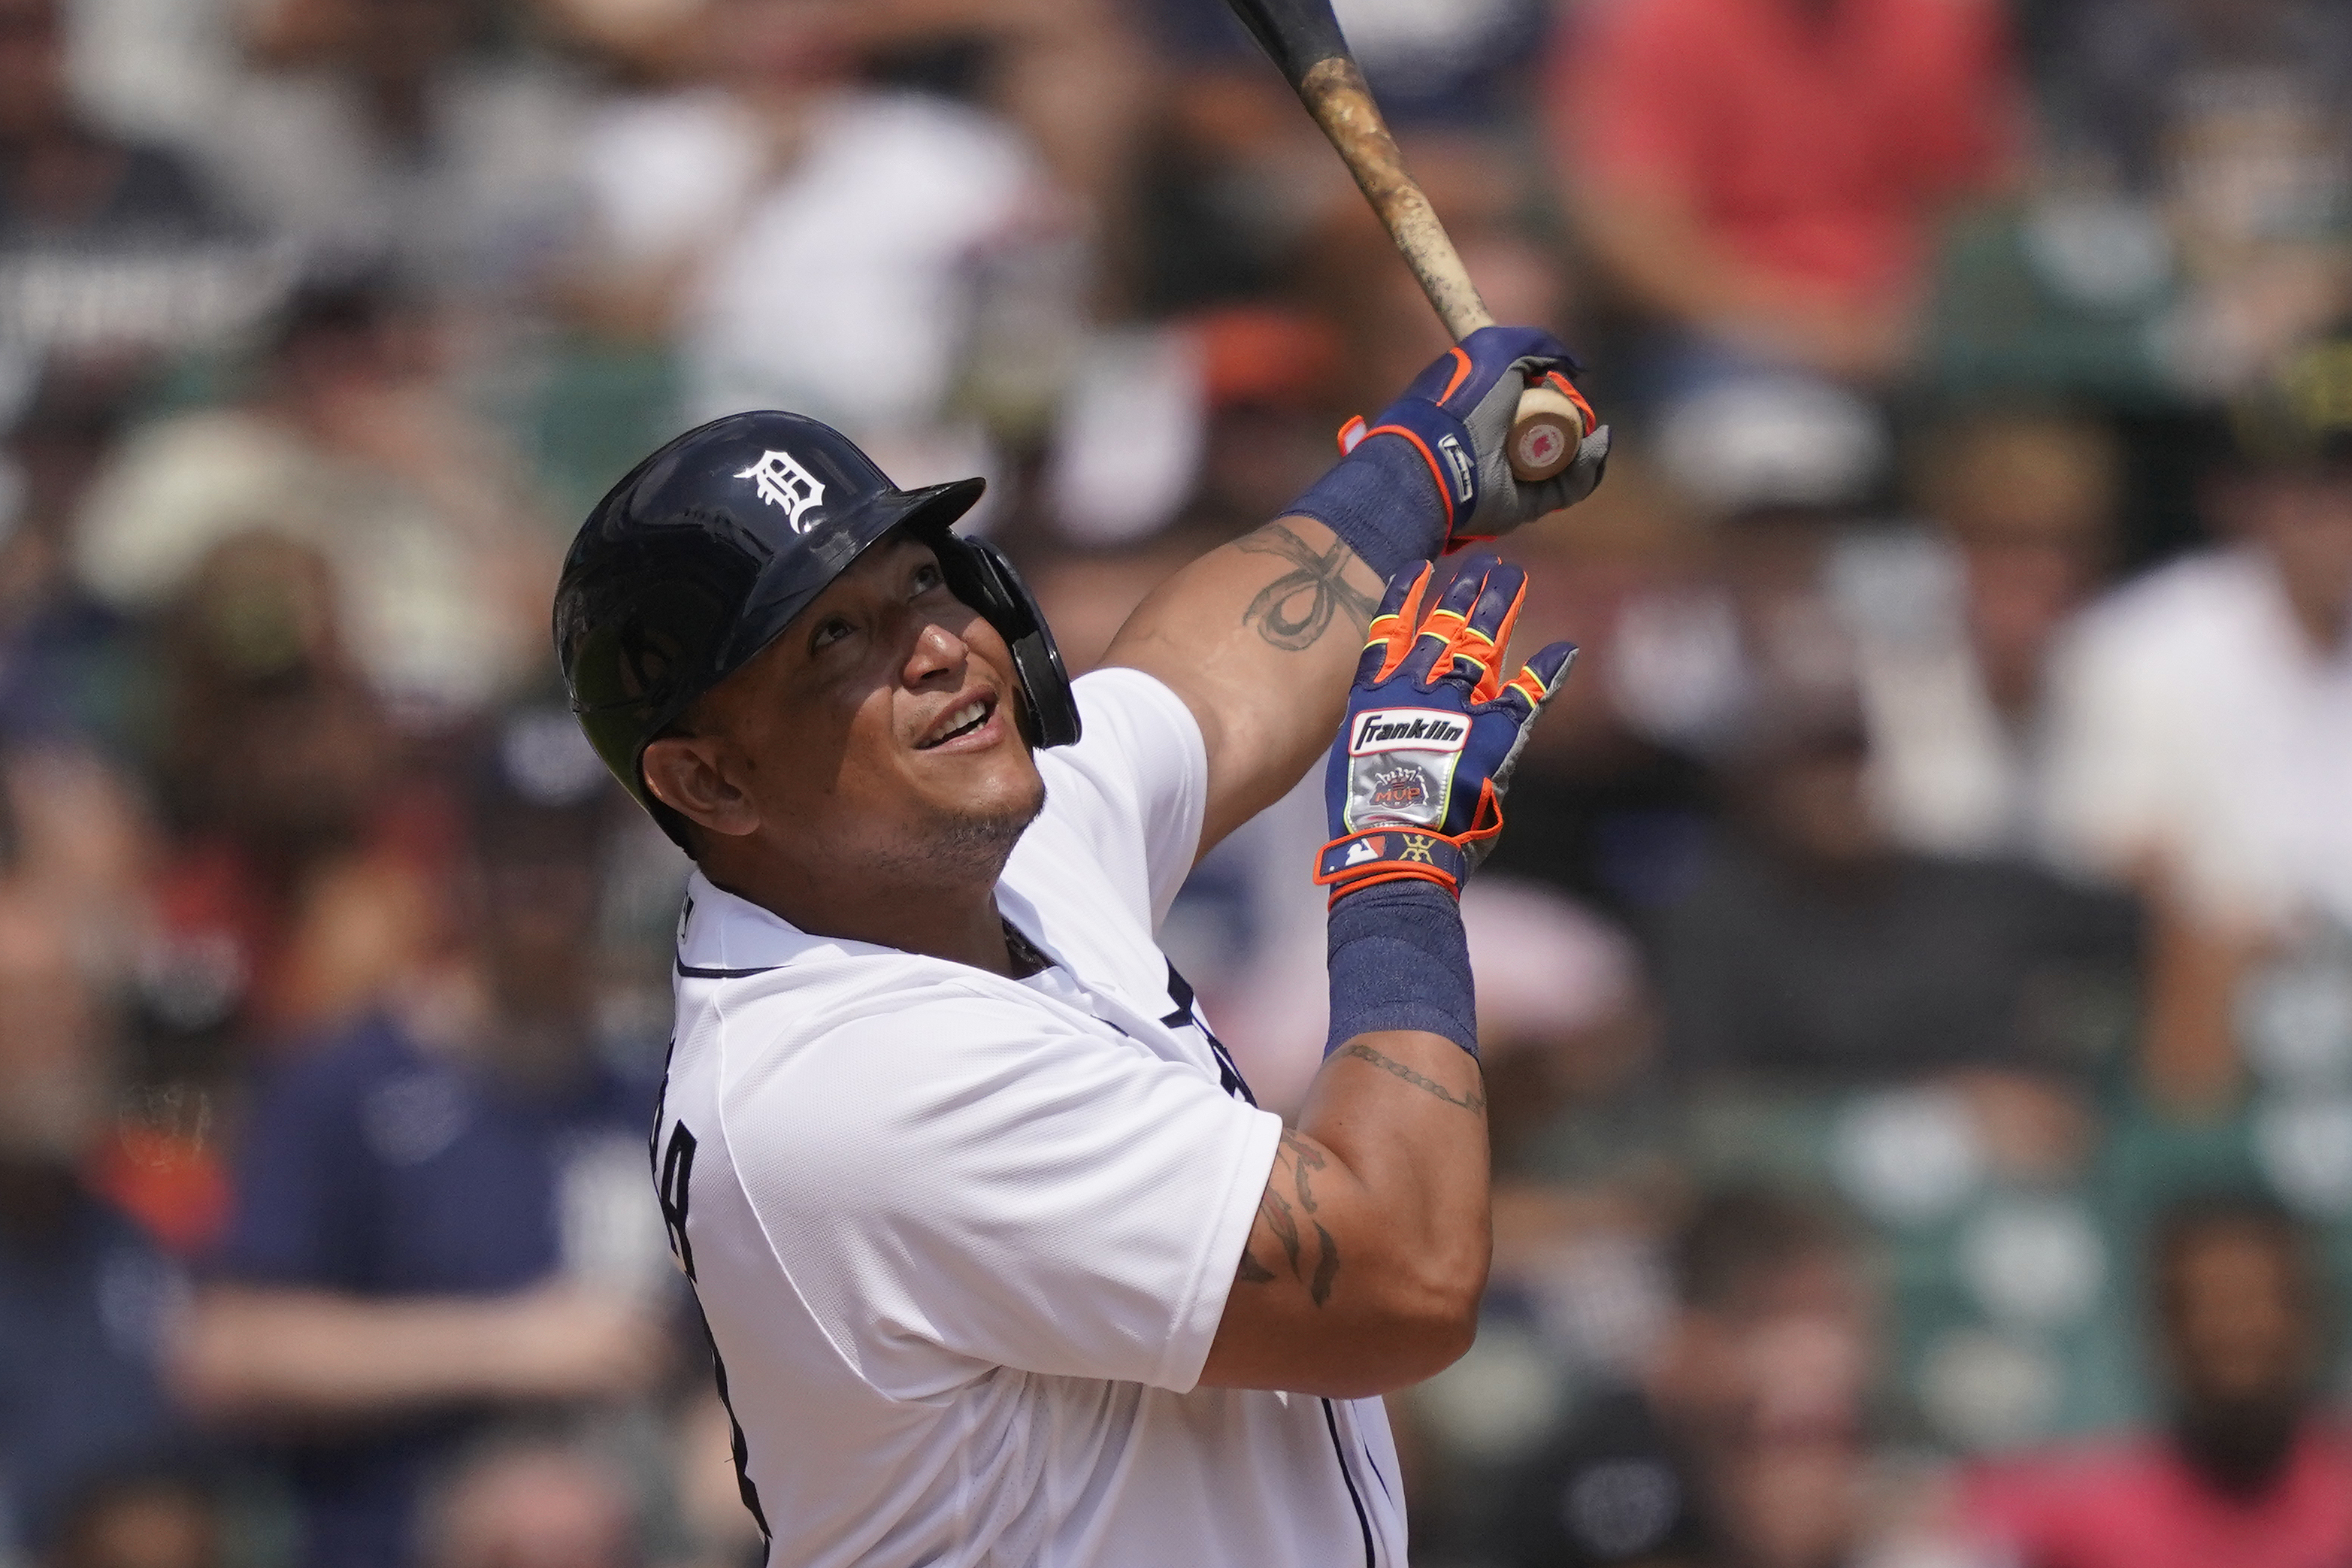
[[1343, 707, 1464, 831], [734, 449, 828, 532]]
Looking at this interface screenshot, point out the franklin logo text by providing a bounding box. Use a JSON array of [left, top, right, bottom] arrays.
[[1349, 708, 1470, 755]]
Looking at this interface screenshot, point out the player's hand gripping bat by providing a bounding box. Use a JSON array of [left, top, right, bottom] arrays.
[[1224, 0, 1588, 481]]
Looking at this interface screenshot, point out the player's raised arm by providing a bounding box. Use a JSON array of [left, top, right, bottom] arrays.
[[1102, 325, 1606, 855], [1199, 555, 1576, 1395]]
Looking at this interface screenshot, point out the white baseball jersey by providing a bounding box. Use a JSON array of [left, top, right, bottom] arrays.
[[652, 667, 1406, 1566]]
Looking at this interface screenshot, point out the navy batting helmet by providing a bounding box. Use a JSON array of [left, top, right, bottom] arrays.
[[553, 411, 1079, 847]]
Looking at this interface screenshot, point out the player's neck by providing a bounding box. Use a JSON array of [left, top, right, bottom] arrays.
[[701, 852, 1023, 978]]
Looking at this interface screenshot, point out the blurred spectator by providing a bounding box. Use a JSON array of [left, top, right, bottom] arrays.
[[0, 891, 192, 1561], [198, 0, 583, 301], [0, 0, 268, 369], [1398, 882, 1666, 1519], [1962, 1195, 2352, 1568], [565, 0, 1082, 485], [140, 533, 450, 1050], [0, 368, 141, 746], [1658, 693, 2139, 1084], [865, 0, 1146, 275], [1473, 468, 1721, 923], [1327, 0, 1548, 130], [419, 1430, 640, 1568], [1609, 386, 1890, 773], [74, 277, 558, 723], [2039, 330, 2352, 1109], [1493, 1188, 1923, 1568], [1842, 411, 2120, 858], [1045, 306, 1342, 549], [2039, 0, 2352, 396], [41, 1464, 220, 1568], [1545, 0, 2019, 392], [1466, 877, 1653, 1182], [1125, 0, 1339, 313], [174, 712, 673, 1568], [664, 1389, 766, 1568]]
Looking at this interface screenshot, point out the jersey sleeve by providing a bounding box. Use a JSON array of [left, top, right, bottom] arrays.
[[722, 988, 1281, 1397], [1033, 667, 1209, 928]]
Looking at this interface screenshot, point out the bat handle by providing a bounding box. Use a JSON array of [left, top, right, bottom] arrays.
[[1454, 303, 1585, 483], [1506, 380, 1585, 483]]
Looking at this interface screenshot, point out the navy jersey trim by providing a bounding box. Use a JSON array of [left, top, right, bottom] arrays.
[[1164, 960, 1258, 1106], [1321, 1399, 1377, 1568], [676, 961, 779, 979]]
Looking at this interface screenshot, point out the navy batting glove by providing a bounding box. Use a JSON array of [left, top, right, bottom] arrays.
[[1287, 328, 1610, 576], [1314, 555, 1577, 904]]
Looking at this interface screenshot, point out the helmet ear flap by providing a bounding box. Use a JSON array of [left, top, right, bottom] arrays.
[[931, 535, 1082, 749]]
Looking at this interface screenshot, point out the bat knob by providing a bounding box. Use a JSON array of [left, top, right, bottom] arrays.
[[1507, 382, 1585, 483]]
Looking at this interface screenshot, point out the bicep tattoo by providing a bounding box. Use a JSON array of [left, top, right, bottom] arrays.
[[1237, 525, 1379, 652], [1234, 1129, 1341, 1305]]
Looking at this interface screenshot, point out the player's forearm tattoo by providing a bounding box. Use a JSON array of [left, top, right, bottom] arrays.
[[1237, 1131, 1340, 1304], [1290, 1135, 1322, 1215], [1258, 1182, 1303, 1278], [1310, 1222, 1340, 1306], [1335, 1042, 1486, 1115], [1237, 525, 1379, 652]]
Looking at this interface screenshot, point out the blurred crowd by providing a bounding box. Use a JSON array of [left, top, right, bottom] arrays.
[[3, 0, 2352, 1565]]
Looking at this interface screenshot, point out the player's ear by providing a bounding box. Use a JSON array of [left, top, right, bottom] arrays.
[[642, 734, 761, 839]]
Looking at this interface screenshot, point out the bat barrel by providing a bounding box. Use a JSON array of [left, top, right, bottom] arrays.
[[1297, 58, 1494, 342], [1297, 59, 1585, 480]]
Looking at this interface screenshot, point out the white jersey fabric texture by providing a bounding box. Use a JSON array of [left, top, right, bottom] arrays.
[[653, 667, 1406, 1566]]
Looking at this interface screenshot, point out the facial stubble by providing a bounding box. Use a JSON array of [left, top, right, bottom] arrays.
[[863, 776, 1047, 888]]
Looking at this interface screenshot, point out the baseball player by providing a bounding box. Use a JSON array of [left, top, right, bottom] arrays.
[[554, 326, 1606, 1566]]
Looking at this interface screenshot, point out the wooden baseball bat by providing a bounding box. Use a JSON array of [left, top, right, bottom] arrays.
[[1222, 0, 1586, 481]]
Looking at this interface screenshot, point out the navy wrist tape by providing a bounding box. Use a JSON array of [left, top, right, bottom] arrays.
[[1324, 879, 1478, 1060], [1285, 434, 1448, 580]]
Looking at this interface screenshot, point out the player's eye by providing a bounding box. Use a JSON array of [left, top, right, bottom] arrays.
[[810, 615, 854, 652], [910, 562, 944, 597]]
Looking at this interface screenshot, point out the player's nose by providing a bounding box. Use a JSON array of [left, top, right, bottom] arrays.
[[900, 615, 972, 688]]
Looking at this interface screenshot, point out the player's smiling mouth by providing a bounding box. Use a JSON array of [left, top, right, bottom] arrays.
[[916, 694, 997, 749]]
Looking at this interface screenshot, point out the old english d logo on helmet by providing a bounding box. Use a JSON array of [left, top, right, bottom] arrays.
[[552, 411, 1080, 847], [734, 449, 828, 531]]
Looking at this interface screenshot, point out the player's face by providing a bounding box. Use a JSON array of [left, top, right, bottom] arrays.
[[708, 534, 1046, 884]]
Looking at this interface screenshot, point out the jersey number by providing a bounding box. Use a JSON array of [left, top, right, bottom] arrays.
[[657, 1120, 698, 1280], [657, 1119, 772, 1542]]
